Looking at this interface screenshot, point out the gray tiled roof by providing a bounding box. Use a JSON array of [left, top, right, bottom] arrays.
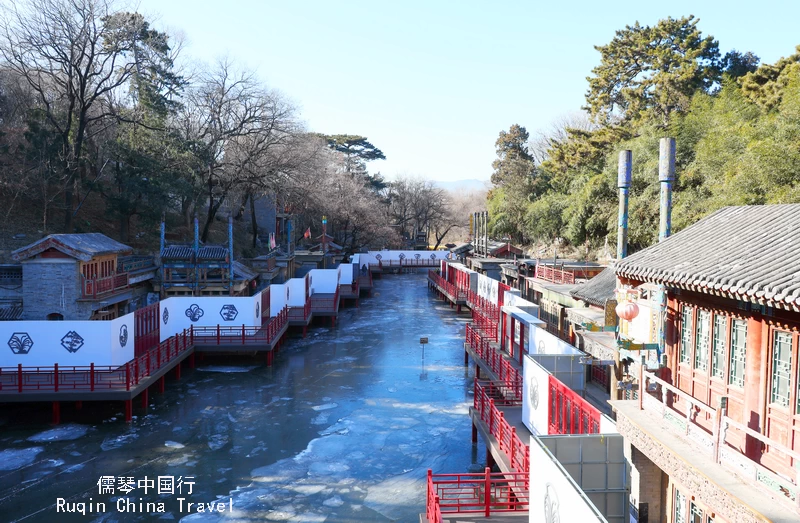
[[615, 204, 800, 310], [12, 233, 132, 262], [570, 265, 617, 307]]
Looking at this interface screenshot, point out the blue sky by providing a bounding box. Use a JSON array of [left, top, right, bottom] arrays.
[[137, 0, 800, 183]]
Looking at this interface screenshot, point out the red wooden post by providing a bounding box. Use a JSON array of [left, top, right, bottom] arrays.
[[189, 352, 195, 369], [125, 362, 131, 391], [141, 387, 149, 409], [510, 427, 517, 470], [484, 467, 491, 517], [53, 363, 59, 392], [52, 401, 60, 425], [267, 351, 273, 366], [190, 325, 194, 346], [242, 324, 246, 345], [124, 400, 132, 423], [217, 324, 221, 345], [519, 323, 525, 366], [158, 375, 165, 393], [90, 363, 95, 391]]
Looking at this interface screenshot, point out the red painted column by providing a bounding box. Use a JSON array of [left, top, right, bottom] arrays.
[[158, 376, 165, 393], [745, 312, 764, 460], [175, 362, 181, 380], [124, 400, 132, 423], [75, 401, 82, 410], [52, 402, 60, 425], [519, 324, 525, 366], [189, 353, 195, 369], [267, 351, 273, 366], [141, 388, 149, 409]]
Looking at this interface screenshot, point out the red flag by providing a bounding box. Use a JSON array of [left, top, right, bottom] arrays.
[[303, 227, 311, 239]]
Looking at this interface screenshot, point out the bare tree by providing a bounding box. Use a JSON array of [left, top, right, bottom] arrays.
[[177, 59, 299, 242], [0, 0, 161, 232], [386, 176, 455, 248]]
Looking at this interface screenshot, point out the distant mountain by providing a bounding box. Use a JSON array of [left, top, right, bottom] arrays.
[[434, 179, 489, 194]]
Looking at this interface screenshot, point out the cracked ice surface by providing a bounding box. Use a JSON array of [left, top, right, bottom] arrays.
[[0, 447, 44, 470]]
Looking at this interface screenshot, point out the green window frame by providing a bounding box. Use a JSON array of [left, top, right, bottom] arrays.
[[711, 315, 726, 379], [694, 310, 710, 371], [771, 331, 792, 407], [680, 306, 692, 364], [729, 319, 746, 388]]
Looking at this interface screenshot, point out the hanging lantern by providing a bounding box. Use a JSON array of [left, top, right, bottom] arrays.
[[616, 300, 640, 321]]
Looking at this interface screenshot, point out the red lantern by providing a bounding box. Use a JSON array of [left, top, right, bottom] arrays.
[[616, 300, 639, 321]]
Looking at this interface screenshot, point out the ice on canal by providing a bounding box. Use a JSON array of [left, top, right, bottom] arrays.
[[0, 273, 485, 522]]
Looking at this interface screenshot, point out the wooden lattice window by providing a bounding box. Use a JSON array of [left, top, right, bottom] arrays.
[[771, 331, 792, 407], [694, 310, 710, 371], [680, 306, 692, 364], [729, 319, 746, 388], [711, 315, 726, 379]]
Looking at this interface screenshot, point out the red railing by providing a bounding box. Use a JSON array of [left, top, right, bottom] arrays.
[[426, 468, 528, 522], [0, 309, 293, 395], [192, 309, 288, 346], [465, 290, 500, 341], [473, 380, 530, 476], [534, 265, 575, 284], [474, 378, 522, 406], [310, 289, 340, 313], [339, 280, 359, 298], [548, 375, 601, 435], [380, 258, 440, 267], [288, 298, 311, 322], [82, 272, 129, 298], [0, 329, 193, 393], [129, 330, 192, 388], [428, 270, 466, 302], [357, 270, 373, 288], [465, 324, 521, 386]]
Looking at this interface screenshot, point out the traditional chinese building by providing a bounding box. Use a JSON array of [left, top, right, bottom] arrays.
[[10, 233, 156, 320], [611, 204, 800, 523]]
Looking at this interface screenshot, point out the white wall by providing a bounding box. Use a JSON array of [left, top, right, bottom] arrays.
[[339, 263, 354, 285], [110, 312, 135, 366], [269, 284, 288, 316], [368, 250, 449, 263], [159, 295, 262, 341], [308, 269, 339, 294], [528, 437, 606, 523], [0, 320, 113, 366], [523, 355, 551, 436], [477, 273, 499, 303], [286, 277, 307, 307], [529, 324, 582, 356], [505, 292, 539, 316], [599, 415, 618, 434]]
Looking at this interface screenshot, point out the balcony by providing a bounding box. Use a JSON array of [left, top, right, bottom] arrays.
[[611, 369, 800, 521], [425, 469, 528, 523], [533, 265, 575, 284], [81, 273, 129, 299]]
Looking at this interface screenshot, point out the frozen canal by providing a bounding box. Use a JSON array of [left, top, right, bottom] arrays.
[[0, 273, 486, 522]]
